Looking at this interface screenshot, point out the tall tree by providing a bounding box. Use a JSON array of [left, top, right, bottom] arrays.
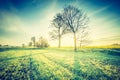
[[31, 36, 36, 47], [49, 13, 68, 48], [62, 5, 89, 51]]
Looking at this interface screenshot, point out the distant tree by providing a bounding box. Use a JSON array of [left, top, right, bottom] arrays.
[[4, 45, 9, 47], [36, 42, 40, 48], [77, 27, 89, 48], [49, 13, 68, 48], [28, 42, 32, 47], [36, 37, 49, 48], [62, 5, 89, 51], [31, 36, 36, 47], [22, 44, 25, 48], [112, 43, 120, 46]]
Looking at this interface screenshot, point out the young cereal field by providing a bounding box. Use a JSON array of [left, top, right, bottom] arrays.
[[0, 48, 120, 80]]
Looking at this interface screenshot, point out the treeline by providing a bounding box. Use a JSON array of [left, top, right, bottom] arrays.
[[0, 36, 49, 50], [22, 36, 49, 48]]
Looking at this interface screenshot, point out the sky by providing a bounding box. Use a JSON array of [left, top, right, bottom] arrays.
[[0, 0, 120, 46]]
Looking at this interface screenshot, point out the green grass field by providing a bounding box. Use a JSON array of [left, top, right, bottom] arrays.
[[0, 48, 120, 80]]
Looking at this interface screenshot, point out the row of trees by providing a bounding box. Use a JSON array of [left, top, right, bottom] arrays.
[[49, 5, 89, 51], [27, 36, 49, 48]]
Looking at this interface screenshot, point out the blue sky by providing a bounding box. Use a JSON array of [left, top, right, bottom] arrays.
[[0, 0, 120, 46]]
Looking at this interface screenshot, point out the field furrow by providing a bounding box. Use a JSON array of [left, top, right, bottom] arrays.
[[30, 51, 73, 80]]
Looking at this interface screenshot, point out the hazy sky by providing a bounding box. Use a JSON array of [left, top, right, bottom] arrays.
[[0, 0, 120, 46]]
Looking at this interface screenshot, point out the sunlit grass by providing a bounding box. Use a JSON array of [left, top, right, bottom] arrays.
[[0, 47, 120, 79]]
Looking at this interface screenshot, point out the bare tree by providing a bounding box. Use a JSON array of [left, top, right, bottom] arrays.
[[49, 13, 68, 48], [31, 36, 36, 47], [62, 5, 89, 51], [77, 27, 89, 48]]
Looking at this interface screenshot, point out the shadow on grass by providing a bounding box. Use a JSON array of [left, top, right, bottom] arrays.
[[29, 56, 42, 80], [99, 49, 120, 56], [73, 52, 112, 80], [0, 51, 40, 62], [0, 50, 42, 80], [0, 47, 46, 52]]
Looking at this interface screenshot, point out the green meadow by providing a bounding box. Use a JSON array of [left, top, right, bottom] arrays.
[[0, 48, 120, 80]]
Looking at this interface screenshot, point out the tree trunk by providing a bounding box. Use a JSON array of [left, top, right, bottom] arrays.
[[59, 36, 61, 48], [34, 42, 35, 48], [74, 33, 77, 51], [58, 28, 61, 48], [80, 42, 82, 48], [80, 39, 82, 48]]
